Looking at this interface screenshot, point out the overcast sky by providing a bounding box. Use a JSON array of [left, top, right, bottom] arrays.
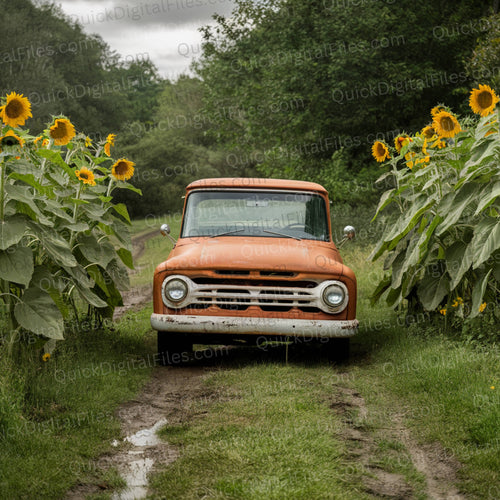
[[55, 0, 235, 79]]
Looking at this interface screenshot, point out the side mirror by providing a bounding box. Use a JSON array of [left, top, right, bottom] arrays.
[[160, 223, 176, 245], [343, 225, 356, 240], [337, 225, 356, 248]]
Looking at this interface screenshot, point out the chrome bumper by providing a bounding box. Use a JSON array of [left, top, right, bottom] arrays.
[[151, 313, 358, 338]]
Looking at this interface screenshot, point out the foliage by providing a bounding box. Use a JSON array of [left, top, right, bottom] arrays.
[[0, 93, 139, 344], [469, 11, 500, 90], [0, 0, 163, 136], [114, 76, 258, 217], [369, 87, 500, 322], [195, 0, 492, 205]]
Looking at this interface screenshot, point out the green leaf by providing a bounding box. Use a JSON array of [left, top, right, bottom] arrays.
[[77, 233, 116, 268], [81, 203, 107, 219], [58, 221, 90, 232], [385, 285, 402, 307], [118, 183, 142, 195], [9, 172, 47, 194], [474, 181, 500, 215], [112, 203, 131, 223], [0, 215, 27, 250], [4, 184, 53, 225], [436, 183, 477, 236], [372, 188, 395, 221], [383, 195, 435, 250], [445, 240, 474, 290], [14, 287, 64, 339], [417, 269, 449, 311], [36, 149, 74, 177], [466, 137, 499, 167], [28, 223, 77, 269], [391, 247, 409, 289], [66, 265, 94, 289], [0, 246, 33, 286], [106, 258, 130, 291], [470, 217, 500, 269], [370, 274, 391, 306], [469, 269, 492, 319], [116, 248, 134, 269], [74, 283, 108, 308]]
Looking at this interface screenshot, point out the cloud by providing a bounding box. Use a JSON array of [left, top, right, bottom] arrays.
[[59, 0, 233, 29], [56, 0, 234, 77]]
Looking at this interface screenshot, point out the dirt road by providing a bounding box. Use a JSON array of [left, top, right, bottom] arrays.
[[66, 230, 466, 499]]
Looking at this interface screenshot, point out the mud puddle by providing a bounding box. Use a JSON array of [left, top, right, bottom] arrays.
[[65, 366, 211, 499]]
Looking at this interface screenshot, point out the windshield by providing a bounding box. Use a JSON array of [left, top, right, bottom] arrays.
[[181, 190, 329, 241]]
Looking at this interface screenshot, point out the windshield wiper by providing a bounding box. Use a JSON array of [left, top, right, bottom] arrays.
[[262, 230, 302, 241], [210, 229, 245, 238]]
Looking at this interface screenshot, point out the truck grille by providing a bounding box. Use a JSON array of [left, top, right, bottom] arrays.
[[189, 278, 318, 312]]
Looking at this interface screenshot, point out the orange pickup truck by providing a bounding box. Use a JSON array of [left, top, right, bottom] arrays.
[[151, 178, 358, 364]]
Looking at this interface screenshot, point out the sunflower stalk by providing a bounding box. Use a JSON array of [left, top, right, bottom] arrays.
[[0, 159, 5, 222]]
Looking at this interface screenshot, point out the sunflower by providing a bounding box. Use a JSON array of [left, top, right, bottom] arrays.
[[0, 92, 32, 127], [49, 117, 76, 145], [469, 84, 499, 117], [75, 167, 96, 186], [421, 125, 436, 139], [371, 141, 390, 162], [104, 133, 116, 156], [42, 353, 51, 362], [394, 136, 412, 153], [34, 135, 49, 148], [111, 158, 135, 181], [431, 105, 445, 118], [432, 111, 461, 138], [405, 152, 416, 169], [85, 136, 92, 147], [0, 129, 24, 148], [431, 138, 446, 149]]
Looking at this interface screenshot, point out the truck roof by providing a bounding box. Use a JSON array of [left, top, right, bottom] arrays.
[[186, 178, 328, 194]]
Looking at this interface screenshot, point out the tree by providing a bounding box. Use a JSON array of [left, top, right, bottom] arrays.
[[0, 0, 163, 135], [195, 0, 493, 203], [114, 76, 258, 217]]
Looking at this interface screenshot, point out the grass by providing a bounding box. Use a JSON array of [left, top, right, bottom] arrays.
[[146, 238, 499, 499], [0, 307, 156, 499], [152, 364, 374, 499], [1, 215, 498, 499], [129, 214, 182, 287], [0, 216, 180, 499]]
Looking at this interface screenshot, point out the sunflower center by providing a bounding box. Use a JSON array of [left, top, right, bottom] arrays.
[[478, 91, 493, 109], [1, 137, 19, 147], [115, 162, 128, 175], [5, 99, 23, 119], [51, 123, 68, 139], [80, 172, 89, 180], [440, 116, 455, 132]]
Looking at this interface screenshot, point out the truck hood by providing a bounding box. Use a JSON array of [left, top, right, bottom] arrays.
[[159, 236, 346, 276]]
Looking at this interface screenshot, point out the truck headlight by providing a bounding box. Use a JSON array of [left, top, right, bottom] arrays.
[[322, 282, 347, 311], [162, 277, 188, 305]]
